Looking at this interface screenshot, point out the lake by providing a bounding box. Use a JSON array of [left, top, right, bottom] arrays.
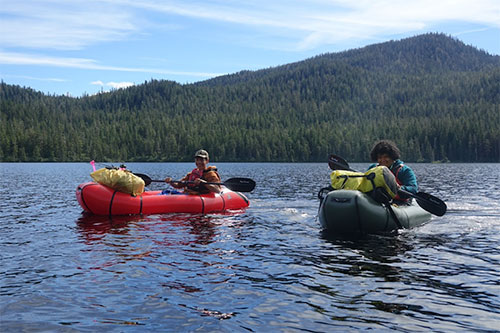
[[1, 162, 499, 332]]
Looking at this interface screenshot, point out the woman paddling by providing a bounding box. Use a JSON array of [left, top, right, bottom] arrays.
[[368, 140, 417, 204]]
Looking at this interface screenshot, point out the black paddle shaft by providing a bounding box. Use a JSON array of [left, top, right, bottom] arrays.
[[133, 173, 255, 192]]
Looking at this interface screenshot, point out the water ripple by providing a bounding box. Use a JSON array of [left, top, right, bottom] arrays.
[[1, 162, 499, 331]]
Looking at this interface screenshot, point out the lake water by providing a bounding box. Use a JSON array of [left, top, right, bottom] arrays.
[[1, 162, 499, 332]]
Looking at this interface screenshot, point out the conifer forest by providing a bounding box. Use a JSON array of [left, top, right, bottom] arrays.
[[1, 34, 499, 163]]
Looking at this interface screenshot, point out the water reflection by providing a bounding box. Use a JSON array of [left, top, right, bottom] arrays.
[[76, 213, 138, 242], [76, 212, 219, 246]]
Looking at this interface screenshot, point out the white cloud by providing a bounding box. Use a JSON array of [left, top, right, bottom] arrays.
[[113, 0, 500, 50], [3, 74, 67, 82], [453, 27, 490, 37], [91, 80, 135, 89], [107, 81, 135, 89], [1, 0, 499, 52], [0, 0, 136, 50], [0, 51, 223, 77]]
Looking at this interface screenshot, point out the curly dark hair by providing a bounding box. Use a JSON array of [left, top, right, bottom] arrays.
[[370, 140, 401, 162]]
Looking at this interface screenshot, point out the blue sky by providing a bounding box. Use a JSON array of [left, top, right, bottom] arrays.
[[1, 0, 499, 97]]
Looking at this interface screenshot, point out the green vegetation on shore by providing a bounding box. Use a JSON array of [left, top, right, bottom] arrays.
[[1, 33, 499, 163]]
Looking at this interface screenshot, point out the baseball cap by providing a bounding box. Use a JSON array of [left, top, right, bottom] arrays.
[[194, 149, 209, 159]]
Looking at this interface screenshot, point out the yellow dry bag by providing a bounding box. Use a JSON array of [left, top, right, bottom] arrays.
[[91, 168, 145, 196], [330, 166, 398, 199]]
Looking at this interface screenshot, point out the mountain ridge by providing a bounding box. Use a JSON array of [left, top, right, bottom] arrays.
[[1, 33, 499, 163], [195, 33, 499, 86]]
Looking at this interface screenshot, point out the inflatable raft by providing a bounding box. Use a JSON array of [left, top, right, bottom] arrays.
[[318, 189, 431, 234], [76, 182, 250, 216]]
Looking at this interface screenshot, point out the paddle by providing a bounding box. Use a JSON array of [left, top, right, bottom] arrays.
[[328, 154, 447, 216], [133, 173, 256, 192]]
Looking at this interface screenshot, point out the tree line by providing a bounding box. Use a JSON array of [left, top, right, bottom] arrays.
[[1, 33, 499, 163]]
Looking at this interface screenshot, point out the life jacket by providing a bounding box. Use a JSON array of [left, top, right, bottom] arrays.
[[186, 168, 204, 183], [185, 166, 220, 193], [391, 164, 408, 202], [329, 166, 398, 203]]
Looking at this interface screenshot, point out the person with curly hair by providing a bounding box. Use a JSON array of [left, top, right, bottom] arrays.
[[368, 140, 418, 204]]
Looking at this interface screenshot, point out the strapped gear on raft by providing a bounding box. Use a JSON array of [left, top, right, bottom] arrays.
[[90, 167, 145, 196], [326, 166, 399, 204]]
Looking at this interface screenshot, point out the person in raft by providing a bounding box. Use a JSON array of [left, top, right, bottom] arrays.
[[368, 140, 418, 204], [164, 149, 221, 194]]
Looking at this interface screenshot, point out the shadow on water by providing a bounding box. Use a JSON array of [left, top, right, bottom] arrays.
[[318, 230, 413, 279], [295, 230, 429, 318], [308, 229, 499, 324]]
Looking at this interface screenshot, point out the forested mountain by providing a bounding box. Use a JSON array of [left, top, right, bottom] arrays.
[[1, 33, 499, 163]]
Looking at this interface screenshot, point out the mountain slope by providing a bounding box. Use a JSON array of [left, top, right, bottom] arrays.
[[197, 33, 499, 86], [1, 33, 499, 162]]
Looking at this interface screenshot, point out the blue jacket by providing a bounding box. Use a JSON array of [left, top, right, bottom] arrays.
[[368, 159, 418, 194]]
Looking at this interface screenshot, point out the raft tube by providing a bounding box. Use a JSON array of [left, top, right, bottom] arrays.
[[318, 189, 431, 234], [76, 182, 249, 216]]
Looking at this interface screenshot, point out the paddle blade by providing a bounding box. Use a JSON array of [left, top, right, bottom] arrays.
[[134, 173, 153, 186], [415, 192, 447, 216], [328, 154, 353, 171], [223, 178, 256, 192]]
